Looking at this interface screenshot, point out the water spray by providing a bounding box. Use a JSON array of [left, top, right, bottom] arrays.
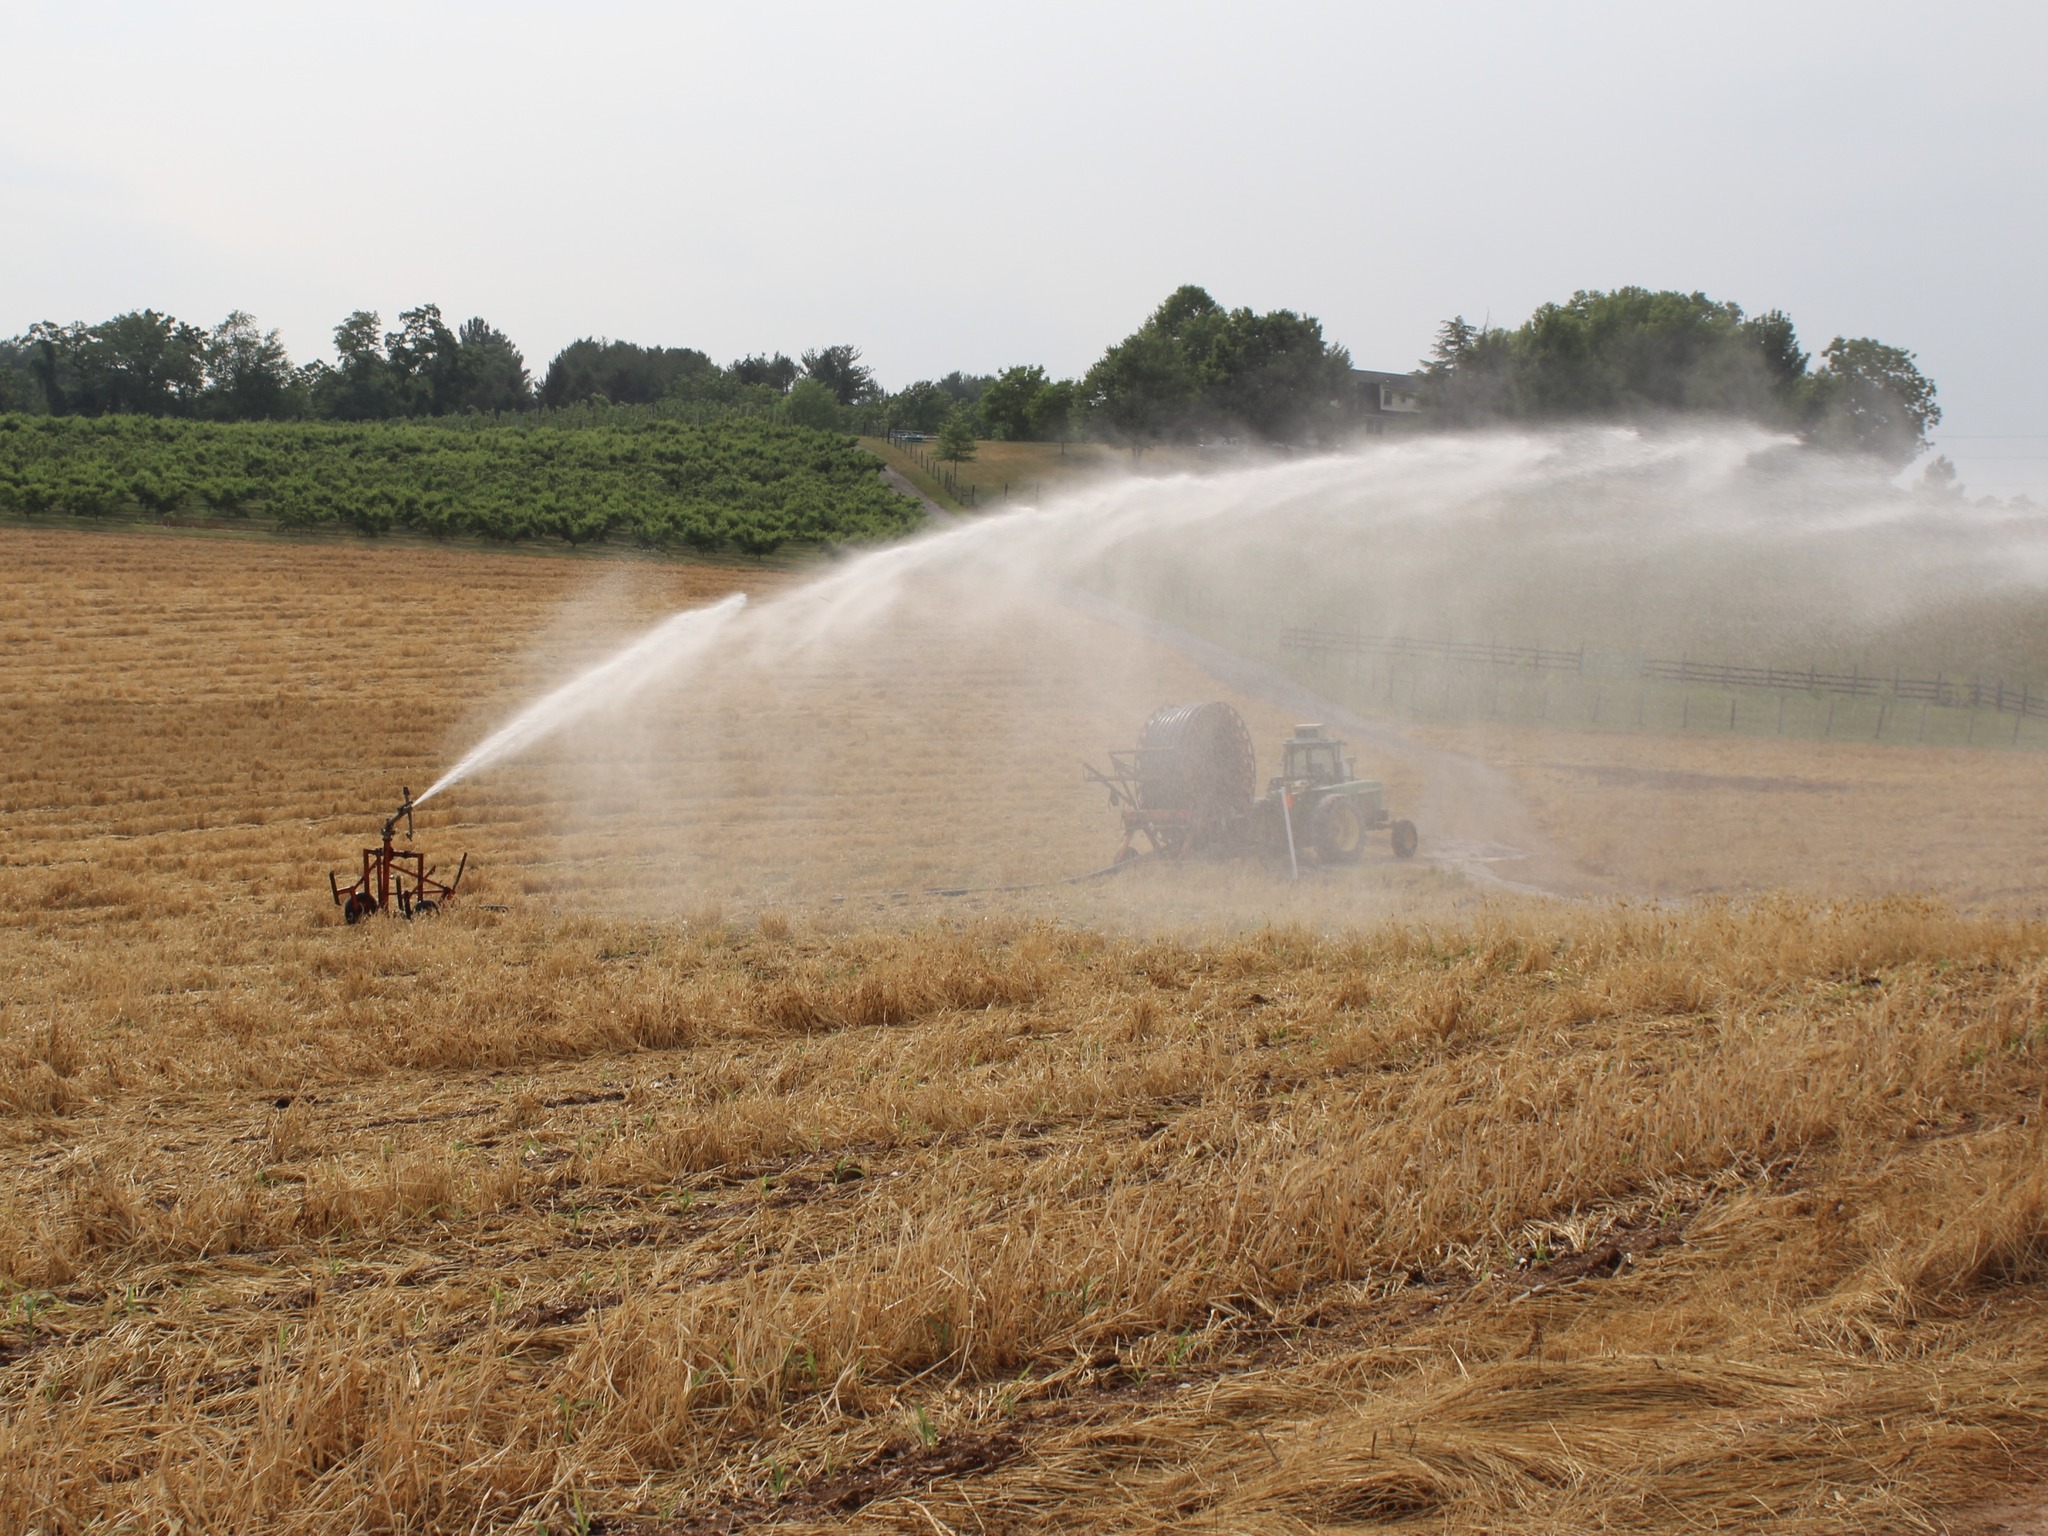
[[327, 593, 746, 922], [414, 592, 747, 807], [331, 428, 2048, 917]]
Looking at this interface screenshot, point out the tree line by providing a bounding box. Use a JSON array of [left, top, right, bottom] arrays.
[[1419, 289, 1940, 464], [0, 284, 1941, 463]]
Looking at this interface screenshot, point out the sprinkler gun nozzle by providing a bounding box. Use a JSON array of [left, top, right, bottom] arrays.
[[382, 788, 416, 843]]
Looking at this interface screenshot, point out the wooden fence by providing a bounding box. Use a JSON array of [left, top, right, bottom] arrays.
[[1277, 628, 1584, 674]]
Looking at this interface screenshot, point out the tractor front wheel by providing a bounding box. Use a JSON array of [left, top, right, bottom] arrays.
[[1391, 819, 1419, 859], [1311, 797, 1367, 864]]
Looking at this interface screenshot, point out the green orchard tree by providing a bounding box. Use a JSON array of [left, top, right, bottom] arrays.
[[936, 409, 978, 473]]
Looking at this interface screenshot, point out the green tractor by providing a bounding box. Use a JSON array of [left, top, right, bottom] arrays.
[[1250, 723, 1417, 865], [1087, 705, 1418, 867]]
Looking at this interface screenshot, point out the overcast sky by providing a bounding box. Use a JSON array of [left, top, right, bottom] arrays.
[[5, 0, 2043, 494]]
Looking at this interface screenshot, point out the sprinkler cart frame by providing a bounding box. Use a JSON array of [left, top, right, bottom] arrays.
[[330, 788, 466, 923]]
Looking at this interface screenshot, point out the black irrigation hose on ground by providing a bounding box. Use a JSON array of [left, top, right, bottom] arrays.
[[915, 852, 1156, 899]]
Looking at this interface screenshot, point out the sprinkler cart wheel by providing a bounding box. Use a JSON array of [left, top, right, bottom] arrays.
[[413, 899, 438, 918], [1392, 819, 1419, 859]]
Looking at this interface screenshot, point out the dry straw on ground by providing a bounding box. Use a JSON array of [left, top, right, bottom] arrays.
[[3, 527, 2047, 1534], [1412, 721, 2048, 909]]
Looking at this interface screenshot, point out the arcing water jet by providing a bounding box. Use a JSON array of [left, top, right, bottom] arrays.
[[388, 428, 2048, 916], [413, 593, 747, 807]]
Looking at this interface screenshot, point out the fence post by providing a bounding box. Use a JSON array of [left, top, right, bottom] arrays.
[[1826, 697, 1834, 736], [1728, 696, 1736, 730], [1875, 702, 1886, 740], [1777, 694, 1785, 735], [1681, 694, 1689, 731]]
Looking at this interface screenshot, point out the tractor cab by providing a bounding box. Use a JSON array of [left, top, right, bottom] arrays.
[[1279, 724, 1348, 787]]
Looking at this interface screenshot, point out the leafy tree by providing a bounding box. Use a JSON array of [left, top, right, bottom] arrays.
[[1083, 285, 1355, 452], [1419, 287, 1939, 461], [8, 309, 312, 421], [1424, 315, 1482, 378], [18, 323, 79, 414], [1197, 306, 1353, 442], [979, 365, 1048, 440], [730, 352, 800, 393], [314, 310, 400, 420], [800, 344, 879, 406], [202, 311, 303, 421], [384, 304, 462, 416], [448, 317, 532, 413], [1803, 337, 1940, 464], [935, 409, 978, 471], [1026, 378, 1078, 452], [0, 340, 39, 413], [1419, 315, 1513, 422], [70, 309, 209, 417], [1746, 309, 1809, 402], [885, 380, 954, 434], [540, 338, 715, 408], [1085, 326, 1194, 460], [1498, 289, 1802, 419], [784, 377, 842, 430], [1921, 454, 1961, 496], [935, 372, 992, 409]]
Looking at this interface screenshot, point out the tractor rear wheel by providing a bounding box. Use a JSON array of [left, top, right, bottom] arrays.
[[1391, 819, 1419, 859], [1310, 797, 1367, 863]]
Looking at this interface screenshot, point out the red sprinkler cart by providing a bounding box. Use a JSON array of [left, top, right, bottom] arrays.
[[330, 789, 466, 923]]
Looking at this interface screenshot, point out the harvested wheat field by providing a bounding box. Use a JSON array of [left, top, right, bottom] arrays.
[[1407, 722, 2048, 911], [4, 524, 2048, 1535]]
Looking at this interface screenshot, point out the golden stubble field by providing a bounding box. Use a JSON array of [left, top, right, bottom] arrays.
[[1405, 721, 2048, 910], [3, 524, 2048, 1535]]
